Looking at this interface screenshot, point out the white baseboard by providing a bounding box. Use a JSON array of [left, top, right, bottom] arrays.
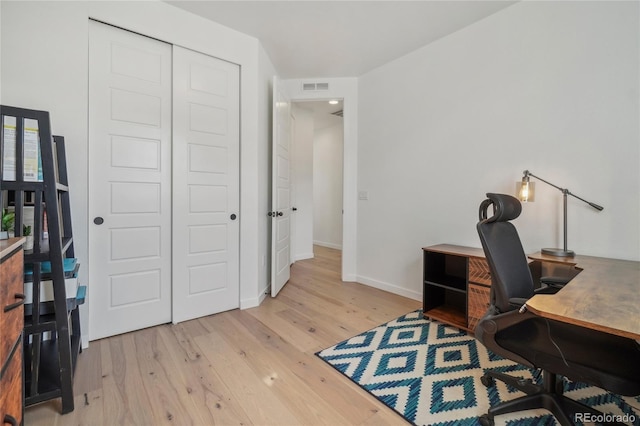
[[241, 282, 269, 309], [294, 252, 314, 261], [313, 240, 342, 250], [356, 275, 422, 301]]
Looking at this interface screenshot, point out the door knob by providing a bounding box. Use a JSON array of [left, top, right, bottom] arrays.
[[277, 211, 283, 217], [230, 214, 237, 220], [94, 217, 104, 225], [292, 207, 298, 211]]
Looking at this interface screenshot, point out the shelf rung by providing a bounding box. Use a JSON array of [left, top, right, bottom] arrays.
[[0, 181, 46, 191], [24, 321, 58, 334], [25, 390, 63, 407], [424, 280, 467, 293]]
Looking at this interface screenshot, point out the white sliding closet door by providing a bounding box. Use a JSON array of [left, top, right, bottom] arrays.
[[89, 23, 240, 339], [88, 21, 173, 340], [172, 46, 240, 323]]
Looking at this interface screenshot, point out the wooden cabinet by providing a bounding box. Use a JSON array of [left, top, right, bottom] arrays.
[[1, 238, 25, 426], [422, 244, 491, 333]]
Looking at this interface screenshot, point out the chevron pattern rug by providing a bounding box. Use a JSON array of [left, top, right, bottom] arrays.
[[316, 310, 640, 426]]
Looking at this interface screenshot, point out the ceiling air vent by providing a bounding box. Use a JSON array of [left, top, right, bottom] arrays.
[[302, 82, 330, 91]]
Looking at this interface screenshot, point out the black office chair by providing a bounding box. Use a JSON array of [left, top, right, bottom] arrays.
[[475, 193, 640, 426]]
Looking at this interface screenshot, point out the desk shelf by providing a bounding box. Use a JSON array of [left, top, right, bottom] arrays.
[[423, 304, 467, 331], [423, 245, 491, 332]]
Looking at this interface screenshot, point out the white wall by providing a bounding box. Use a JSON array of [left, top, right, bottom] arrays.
[[283, 78, 358, 281], [291, 104, 315, 260], [0, 0, 269, 341], [313, 123, 344, 249], [357, 1, 640, 300]]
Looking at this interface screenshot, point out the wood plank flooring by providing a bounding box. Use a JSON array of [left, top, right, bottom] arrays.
[[25, 246, 421, 425]]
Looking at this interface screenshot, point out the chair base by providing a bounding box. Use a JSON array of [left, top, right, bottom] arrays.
[[479, 370, 625, 426]]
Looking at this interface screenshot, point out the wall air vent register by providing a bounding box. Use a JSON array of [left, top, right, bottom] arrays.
[[302, 82, 329, 91]]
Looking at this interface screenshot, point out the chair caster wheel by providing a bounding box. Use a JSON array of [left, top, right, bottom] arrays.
[[481, 374, 494, 387], [479, 414, 494, 426]]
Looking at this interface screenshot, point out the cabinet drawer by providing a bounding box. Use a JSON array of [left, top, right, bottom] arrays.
[[0, 250, 24, 366], [0, 340, 23, 426], [469, 257, 491, 286], [468, 283, 491, 332]]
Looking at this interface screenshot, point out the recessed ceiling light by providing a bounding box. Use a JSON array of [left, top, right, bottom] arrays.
[[329, 100, 339, 105]]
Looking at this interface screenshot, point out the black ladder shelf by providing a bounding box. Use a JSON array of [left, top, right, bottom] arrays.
[[0, 105, 84, 414]]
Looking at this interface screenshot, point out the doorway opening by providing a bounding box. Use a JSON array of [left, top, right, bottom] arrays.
[[290, 99, 344, 266]]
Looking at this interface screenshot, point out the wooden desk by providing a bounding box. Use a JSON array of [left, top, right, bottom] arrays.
[[526, 252, 640, 340]]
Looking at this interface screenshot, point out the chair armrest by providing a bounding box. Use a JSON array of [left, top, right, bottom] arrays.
[[534, 286, 561, 295], [508, 297, 529, 309], [475, 308, 538, 368], [540, 276, 570, 288]]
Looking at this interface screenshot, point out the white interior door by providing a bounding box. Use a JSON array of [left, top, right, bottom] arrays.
[[172, 46, 240, 323], [88, 21, 172, 340], [289, 113, 297, 265], [271, 77, 292, 297]]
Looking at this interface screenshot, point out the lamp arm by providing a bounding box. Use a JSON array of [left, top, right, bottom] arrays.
[[524, 170, 564, 192], [523, 170, 604, 211], [566, 191, 604, 211]]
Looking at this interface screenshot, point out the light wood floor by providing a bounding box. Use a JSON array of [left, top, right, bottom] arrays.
[[25, 246, 421, 425]]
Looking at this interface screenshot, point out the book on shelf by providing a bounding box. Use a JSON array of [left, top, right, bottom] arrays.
[[2, 115, 17, 180], [23, 118, 43, 182]]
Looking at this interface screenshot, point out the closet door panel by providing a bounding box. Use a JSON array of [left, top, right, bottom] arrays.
[[88, 21, 172, 340], [172, 46, 240, 323]]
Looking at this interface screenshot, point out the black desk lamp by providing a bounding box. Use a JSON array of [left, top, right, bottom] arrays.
[[516, 170, 604, 257]]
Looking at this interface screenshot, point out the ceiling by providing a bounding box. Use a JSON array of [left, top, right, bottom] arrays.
[[166, 1, 518, 78]]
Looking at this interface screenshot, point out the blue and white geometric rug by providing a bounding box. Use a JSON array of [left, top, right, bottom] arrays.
[[316, 310, 640, 426]]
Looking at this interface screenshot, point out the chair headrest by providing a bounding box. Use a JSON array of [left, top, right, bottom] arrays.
[[479, 193, 522, 223]]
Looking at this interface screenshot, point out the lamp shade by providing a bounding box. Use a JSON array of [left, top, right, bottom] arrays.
[[516, 180, 535, 202]]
